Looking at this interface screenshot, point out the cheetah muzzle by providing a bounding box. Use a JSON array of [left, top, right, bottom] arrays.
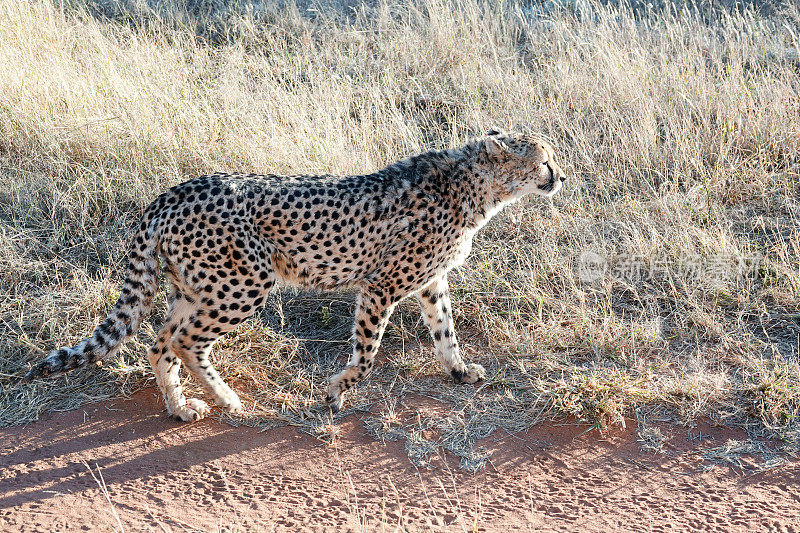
[[23, 130, 566, 420]]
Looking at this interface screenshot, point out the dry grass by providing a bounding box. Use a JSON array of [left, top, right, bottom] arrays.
[[0, 0, 798, 464]]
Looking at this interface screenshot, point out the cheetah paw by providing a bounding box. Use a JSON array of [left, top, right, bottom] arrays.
[[464, 363, 486, 383], [325, 386, 343, 413], [217, 393, 243, 415], [452, 363, 486, 384], [170, 398, 210, 422], [326, 394, 343, 414], [325, 377, 347, 413]]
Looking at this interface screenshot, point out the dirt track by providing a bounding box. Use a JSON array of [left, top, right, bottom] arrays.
[[1, 389, 799, 531]]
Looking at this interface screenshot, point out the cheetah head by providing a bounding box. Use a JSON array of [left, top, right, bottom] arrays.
[[483, 129, 566, 200]]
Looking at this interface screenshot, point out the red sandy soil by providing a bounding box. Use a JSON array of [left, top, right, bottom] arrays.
[[1, 389, 799, 532]]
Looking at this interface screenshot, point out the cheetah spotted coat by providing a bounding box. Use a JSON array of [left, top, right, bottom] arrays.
[[24, 130, 566, 420]]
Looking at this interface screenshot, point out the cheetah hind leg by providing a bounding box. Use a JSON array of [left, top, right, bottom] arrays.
[[167, 283, 276, 418], [170, 318, 244, 417], [146, 293, 211, 422]]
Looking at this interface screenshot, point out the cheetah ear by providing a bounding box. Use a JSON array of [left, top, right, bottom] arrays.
[[485, 137, 508, 157], [486, 128, 506, 136]]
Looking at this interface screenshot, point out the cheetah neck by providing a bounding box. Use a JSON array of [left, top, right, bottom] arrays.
[[470, 195, 520, 233]]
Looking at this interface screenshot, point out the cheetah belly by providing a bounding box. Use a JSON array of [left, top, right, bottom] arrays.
[[450, 237, 473, 269]]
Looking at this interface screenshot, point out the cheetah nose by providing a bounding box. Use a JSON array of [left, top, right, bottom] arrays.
[[558, 171, 566, 182]]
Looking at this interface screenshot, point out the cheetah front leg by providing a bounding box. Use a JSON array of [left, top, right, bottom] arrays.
[[326, 290, 396, 413], [417, 276, 485, 384]]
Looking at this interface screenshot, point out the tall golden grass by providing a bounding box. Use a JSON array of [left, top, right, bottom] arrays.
[[1, 0, 798, 459]]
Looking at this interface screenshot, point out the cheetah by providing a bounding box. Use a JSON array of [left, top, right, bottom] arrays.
[[23, 129, 566, 421]]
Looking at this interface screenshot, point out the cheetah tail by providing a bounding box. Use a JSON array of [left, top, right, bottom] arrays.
[[23, 219, 161, 381]]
